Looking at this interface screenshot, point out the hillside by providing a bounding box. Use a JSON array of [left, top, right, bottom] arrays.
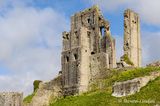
[[49, 67, 160, 106]]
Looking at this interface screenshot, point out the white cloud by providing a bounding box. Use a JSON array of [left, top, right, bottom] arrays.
[[0, 3, 69, 95]]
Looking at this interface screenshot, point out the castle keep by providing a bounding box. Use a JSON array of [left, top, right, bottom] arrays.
[[123, 9, 141, 67], [61, 6, 116, 96]]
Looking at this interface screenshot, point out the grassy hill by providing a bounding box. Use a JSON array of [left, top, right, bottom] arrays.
[[50, 67, 160, 106]]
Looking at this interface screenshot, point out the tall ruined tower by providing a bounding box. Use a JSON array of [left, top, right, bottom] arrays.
[[123, 9, 141, 67], [61, 6, 116, 96]]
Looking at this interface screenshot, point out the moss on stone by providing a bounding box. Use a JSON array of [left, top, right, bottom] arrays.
[[122, 54, 134, 66], [33, 80, 42, 92]]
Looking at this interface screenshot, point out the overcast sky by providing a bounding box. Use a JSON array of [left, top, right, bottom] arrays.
[[0, 0, 160, 96]]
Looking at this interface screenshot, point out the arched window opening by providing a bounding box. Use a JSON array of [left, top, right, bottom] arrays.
[[100, 26, 106, 37]]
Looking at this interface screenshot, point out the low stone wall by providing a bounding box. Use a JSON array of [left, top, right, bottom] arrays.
[[112, 71, 160, 97], [29, 74, 62, 106], [0, 92, 23, 106]]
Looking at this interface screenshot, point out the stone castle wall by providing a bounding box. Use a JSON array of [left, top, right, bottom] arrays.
[[0, 92, 23, 106], [28, 74, 62, 106]]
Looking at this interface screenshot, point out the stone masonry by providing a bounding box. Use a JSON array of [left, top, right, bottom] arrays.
[[61, 5, 116, 96], [112, 71, 160, 97], [0, 92, 23, 106], [123, 9, 141, 67], [27, 74, 62, 106]]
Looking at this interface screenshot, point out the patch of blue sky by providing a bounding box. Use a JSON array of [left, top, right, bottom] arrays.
[[0, 64, 11, 75], [30, 0, 87, 15], [31, 38, 51, 49], [141, 23, 160, 32], [103, 11, 124, 37]]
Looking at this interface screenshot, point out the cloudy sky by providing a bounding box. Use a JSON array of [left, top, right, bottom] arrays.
[[0, 0, 160, 96]]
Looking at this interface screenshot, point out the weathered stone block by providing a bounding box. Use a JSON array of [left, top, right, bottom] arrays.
[[112, 72, 160, 97]]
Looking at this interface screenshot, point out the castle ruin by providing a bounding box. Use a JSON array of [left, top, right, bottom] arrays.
[[123, 9, 141, 67], [61, 6, 141, 96], [61, 6, 117, 96], [20, 6, 142, 106]]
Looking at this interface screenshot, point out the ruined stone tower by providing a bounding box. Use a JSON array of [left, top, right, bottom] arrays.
[[123, 9, 141, 67], [61, 5, 116, 96]]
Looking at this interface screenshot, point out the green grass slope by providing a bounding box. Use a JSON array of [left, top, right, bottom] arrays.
[[23, 91, 36, 104], [50, 67, 160, 106]]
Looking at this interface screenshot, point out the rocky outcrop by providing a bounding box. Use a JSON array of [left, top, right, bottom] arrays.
[[112, 71, 160, 97], [29, 74, 62, 106]]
